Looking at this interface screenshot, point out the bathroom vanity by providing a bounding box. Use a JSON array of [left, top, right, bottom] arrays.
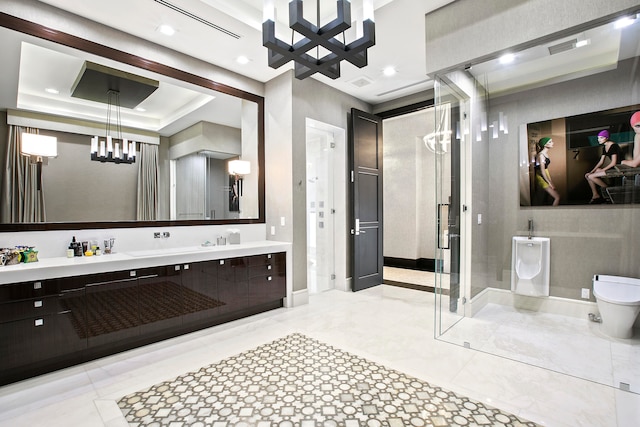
[[0, 241, 290, 386]]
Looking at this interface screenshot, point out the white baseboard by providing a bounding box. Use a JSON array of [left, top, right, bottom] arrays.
[[290, 289, 309, 307], [469, 288, 598, 320], [335, 277, 351, 292]]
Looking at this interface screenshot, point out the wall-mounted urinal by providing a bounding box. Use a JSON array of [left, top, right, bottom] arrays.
[[511, 236, 550, 297]]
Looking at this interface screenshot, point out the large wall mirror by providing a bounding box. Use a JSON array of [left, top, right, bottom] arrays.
[[0, 13, 264, 231]]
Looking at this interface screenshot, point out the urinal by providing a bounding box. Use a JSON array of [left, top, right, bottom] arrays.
[[515, 244, 542, 280], [511, 237, 550, 297]]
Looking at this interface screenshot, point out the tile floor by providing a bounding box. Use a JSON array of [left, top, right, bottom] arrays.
[[0, 285, 638, 427], [118, 333, 536, 426], [384, 267, 640, 395]]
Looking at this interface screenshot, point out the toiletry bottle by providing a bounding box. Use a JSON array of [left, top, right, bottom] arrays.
[[71, 236, 83, 257]]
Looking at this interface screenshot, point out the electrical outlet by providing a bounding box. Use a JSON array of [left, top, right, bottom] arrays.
[[581, 288, 590, 299], [270, 226, 276, 235]]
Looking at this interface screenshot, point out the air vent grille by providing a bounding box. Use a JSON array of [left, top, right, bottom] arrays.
[[349, 76, 374, 88], [548, 39, 577, 55], [154, 0, 241, 39]]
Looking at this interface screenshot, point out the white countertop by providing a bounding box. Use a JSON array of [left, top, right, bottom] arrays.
[[0, 241, 291, 284]]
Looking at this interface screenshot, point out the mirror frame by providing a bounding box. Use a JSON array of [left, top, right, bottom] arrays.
[[0, 12, 265, 232]]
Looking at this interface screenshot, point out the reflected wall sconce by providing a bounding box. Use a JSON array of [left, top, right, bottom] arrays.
[[262, 0, 375, 80], [90, 90, 136, 164], [229, 160, 251, 197], [21, 132, 58, 190]]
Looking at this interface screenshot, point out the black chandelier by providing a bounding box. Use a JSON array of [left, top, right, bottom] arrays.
[[263, 0, 375, 80], [90, 90, 136, 164]]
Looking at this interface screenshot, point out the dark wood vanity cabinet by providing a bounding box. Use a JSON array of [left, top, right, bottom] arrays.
[[0, 251, 286, 386], [248, 253, 286, 306], [85, 266, 184, 350], [217, 257, 249, 316], [0, 278, 86, 376]]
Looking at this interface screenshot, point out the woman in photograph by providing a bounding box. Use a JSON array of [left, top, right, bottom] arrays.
[[621, 111, 640, 167], [584, 130, 620, 204], [535, 137, 560, 206]]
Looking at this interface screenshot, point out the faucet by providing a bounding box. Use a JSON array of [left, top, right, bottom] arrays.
[[528, 219, 534, 239]]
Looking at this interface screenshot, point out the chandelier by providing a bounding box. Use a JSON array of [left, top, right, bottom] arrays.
[[262, 0, 375, 80], [90, 90, 136, 164]]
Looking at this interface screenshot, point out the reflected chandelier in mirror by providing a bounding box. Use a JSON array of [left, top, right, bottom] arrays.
[[0, 13, 264, 231]]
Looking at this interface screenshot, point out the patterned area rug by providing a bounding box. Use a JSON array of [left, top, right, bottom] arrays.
[[118, 333, 537, 426]]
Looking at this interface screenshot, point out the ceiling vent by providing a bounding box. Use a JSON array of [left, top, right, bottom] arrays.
[[548, 39, 578, 55], [154, 0, 241, 39], [349, 76, 374, 88]]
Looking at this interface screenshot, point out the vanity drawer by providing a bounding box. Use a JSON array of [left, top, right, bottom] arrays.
[[247, 253, 285, 278], [247, 253, 284, 266], [0, 295, 62, 323], [0, 279, 59, 303]]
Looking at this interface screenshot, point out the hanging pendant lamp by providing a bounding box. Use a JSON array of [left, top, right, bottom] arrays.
[[263, 0, 375, 80]]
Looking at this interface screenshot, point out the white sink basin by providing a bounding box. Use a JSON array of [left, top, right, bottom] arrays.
[[126, 246, 214, 257]]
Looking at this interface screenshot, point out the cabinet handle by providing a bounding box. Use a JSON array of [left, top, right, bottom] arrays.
[[34, 300, 43, 308], [35, 319, 44, 327], [33, 281, 42, 290], [86, 277, 138, 287]]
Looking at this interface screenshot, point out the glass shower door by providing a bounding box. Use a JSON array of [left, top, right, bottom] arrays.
[[434, 76, 467, 337]]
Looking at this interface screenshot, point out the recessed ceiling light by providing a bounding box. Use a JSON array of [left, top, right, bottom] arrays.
[[236, 56, 250, 65], [383, 66, 397, 76], [45, 88, 59, 94], [614, 16, 636, 29], [135, 107, 146, 112], [499, 53, 515, 64], [157, 24, 176, 36], [575, 39, 590, 48]]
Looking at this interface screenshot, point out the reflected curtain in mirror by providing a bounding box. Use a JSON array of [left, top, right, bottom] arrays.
[[1, 126, 47, 222], [136, 143, 159, 220]]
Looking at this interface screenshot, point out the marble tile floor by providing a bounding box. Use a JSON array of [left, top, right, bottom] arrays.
[[0, 285, 638, 427], [438, 302, 640, 395]]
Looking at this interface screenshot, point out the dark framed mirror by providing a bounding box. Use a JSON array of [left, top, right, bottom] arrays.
[[0, 13, 265, 231]]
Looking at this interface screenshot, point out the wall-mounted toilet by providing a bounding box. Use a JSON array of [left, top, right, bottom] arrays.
[[593, 275, 640, 339], [511, 237, 550, 297]]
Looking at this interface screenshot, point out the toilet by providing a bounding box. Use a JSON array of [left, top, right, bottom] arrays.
[[592, 275, 640, 339], [511, 236, 550, 297]]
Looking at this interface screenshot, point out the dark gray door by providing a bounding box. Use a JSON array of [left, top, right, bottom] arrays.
[[349, 108, 383, 292]]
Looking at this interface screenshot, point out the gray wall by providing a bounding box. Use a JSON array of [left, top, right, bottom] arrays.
[[483, 57, 640, 300], [383, 109, 446, 262], [427, 0, 640, 302], [266, 71, 370, 293]]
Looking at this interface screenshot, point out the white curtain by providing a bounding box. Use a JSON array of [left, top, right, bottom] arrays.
[[1, 126, 46, 222], [136, 142, 159, 220]]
